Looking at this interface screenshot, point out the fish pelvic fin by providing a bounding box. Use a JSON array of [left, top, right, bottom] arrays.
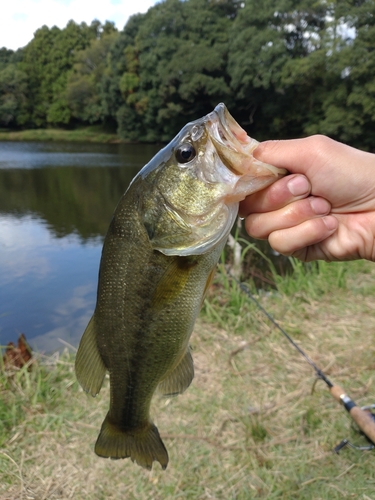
[[157, 347, 194, 396], [75, 316, 106, 396], [95, 415, 169, 470]]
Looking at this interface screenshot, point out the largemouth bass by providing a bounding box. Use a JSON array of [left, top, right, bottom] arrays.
[[75, 103, 286, 470]]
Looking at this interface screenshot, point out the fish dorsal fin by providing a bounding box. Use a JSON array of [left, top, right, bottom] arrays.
[[75, 316, 106, 397], [157, 348, 194, 396]]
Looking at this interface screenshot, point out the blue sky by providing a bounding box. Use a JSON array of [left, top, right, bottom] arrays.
[[1, 0, 159, 50]]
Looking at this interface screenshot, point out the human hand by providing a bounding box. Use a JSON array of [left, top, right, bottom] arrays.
[[240, 135, 375, 262]]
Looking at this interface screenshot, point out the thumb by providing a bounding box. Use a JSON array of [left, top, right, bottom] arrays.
[[253, 137, 329, 174]]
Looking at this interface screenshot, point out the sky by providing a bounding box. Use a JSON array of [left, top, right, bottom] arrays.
[[1, 0, 159, 51]]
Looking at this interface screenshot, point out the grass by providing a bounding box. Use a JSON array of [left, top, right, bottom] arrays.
[[1, 255, 375, 498], [0, 126, 119, 143]]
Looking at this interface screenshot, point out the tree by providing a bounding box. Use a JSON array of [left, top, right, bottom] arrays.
[[1, 0, 373, 149], [100, 13, 146, 138], [66, 26, 118, 124], [302, 0, 375, 149], [0, 64, 29, 126], [115, 0, 240, 141], [0, 48, 15, 70], [228, 0, 328, 139], [20, 21, 103, 127]]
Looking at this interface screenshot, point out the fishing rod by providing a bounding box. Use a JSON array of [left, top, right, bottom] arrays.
[[230, 273, 375, 452]]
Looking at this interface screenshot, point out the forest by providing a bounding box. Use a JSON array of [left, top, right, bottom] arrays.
[[0, 0, 374, 149]]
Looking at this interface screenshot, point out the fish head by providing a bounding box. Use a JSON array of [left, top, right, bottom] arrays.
[[138, 103, 286, 256]]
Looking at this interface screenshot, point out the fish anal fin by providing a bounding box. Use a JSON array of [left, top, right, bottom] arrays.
[[95, 415, 168, 470], [157, 348, 194, 396], [75, 315, 106, 397]]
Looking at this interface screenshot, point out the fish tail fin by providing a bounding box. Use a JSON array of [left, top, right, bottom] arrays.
[[95, 414, 169, 470]]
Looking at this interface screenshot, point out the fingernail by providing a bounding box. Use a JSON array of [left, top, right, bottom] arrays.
[[287, 176, 309, 196], [309, 197, 330, 215], [323, 215, 338, 231]]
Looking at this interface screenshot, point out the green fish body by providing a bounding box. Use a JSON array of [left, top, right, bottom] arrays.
[[75, 104, 286, 469]]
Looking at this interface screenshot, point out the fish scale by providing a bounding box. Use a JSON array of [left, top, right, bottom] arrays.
[[75, 103, 286, 469]]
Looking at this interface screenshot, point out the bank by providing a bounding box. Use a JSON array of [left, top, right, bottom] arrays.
[[0, 126, 120, 143]]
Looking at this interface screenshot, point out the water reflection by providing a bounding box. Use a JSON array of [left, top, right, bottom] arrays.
[[0, 141, 160, 239], [0, 141, 288, 353], [0, 141, 160, 352], [0, 141, 156, 170], [0, 215, 99, 351]]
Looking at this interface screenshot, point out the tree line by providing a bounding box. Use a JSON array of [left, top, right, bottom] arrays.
[[0, 0, 374, 149]]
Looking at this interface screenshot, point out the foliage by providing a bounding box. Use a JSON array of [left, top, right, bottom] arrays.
[[0, 64, 29, 126], [66, 24, 118, 124], [1, 0, 375, 148], [19, 20, 113, 127]]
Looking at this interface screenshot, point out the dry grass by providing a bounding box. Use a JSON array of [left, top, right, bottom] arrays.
[[1, 260, 375, 499]]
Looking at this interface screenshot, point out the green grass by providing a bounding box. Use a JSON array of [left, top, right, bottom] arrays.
[[1, 256, 375, 498], [0, 126, 119, 143]]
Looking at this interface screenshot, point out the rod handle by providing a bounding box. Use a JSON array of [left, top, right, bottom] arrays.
[[330, 385, 375, 444], [330, 385, 348, 403]]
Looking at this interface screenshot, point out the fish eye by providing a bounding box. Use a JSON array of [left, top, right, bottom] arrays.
[[175, 143, 196, 164]]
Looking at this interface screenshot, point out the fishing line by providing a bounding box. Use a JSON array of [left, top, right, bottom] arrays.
[[229, 271, 375, 452]]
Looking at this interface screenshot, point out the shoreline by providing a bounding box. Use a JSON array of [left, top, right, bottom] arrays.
[[0, 127, 121, 144]]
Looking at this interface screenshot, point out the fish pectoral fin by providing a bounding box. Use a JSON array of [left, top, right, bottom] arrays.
[[95, 415, 168, 470], [157, 347, 194, 396], [75, 315, 106, 397], [151, 256, 198, 310]]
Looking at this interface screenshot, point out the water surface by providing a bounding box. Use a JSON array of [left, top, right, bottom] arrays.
[[0, 141, 160, 352]]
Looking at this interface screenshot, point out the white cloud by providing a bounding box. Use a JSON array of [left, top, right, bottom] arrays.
[[0, 215, 52, 280], [1, 0, 159, 51], [31, 283, 96, 352]]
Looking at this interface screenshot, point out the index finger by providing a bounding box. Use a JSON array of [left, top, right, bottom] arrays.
[[239, 174, 311, 216], [253, 136, 331, 174]]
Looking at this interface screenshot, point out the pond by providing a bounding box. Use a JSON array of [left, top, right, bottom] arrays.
[[0, 140, 288, 354], [0, 141, 160, 353]]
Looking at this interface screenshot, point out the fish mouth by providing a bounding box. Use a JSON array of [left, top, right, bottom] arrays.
[[212, 103, 258, 156], [206, 103, 286, 178]]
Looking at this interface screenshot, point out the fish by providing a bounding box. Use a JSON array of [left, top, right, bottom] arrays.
[[75, 103, 286, 470]]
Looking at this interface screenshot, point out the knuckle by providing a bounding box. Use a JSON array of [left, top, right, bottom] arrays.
[[291, 249, 308, 261], [269, 217, 329, 256], [265, 179, 289, 205], [306, 135, 336, 159], [245, 216, 268, 239]]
